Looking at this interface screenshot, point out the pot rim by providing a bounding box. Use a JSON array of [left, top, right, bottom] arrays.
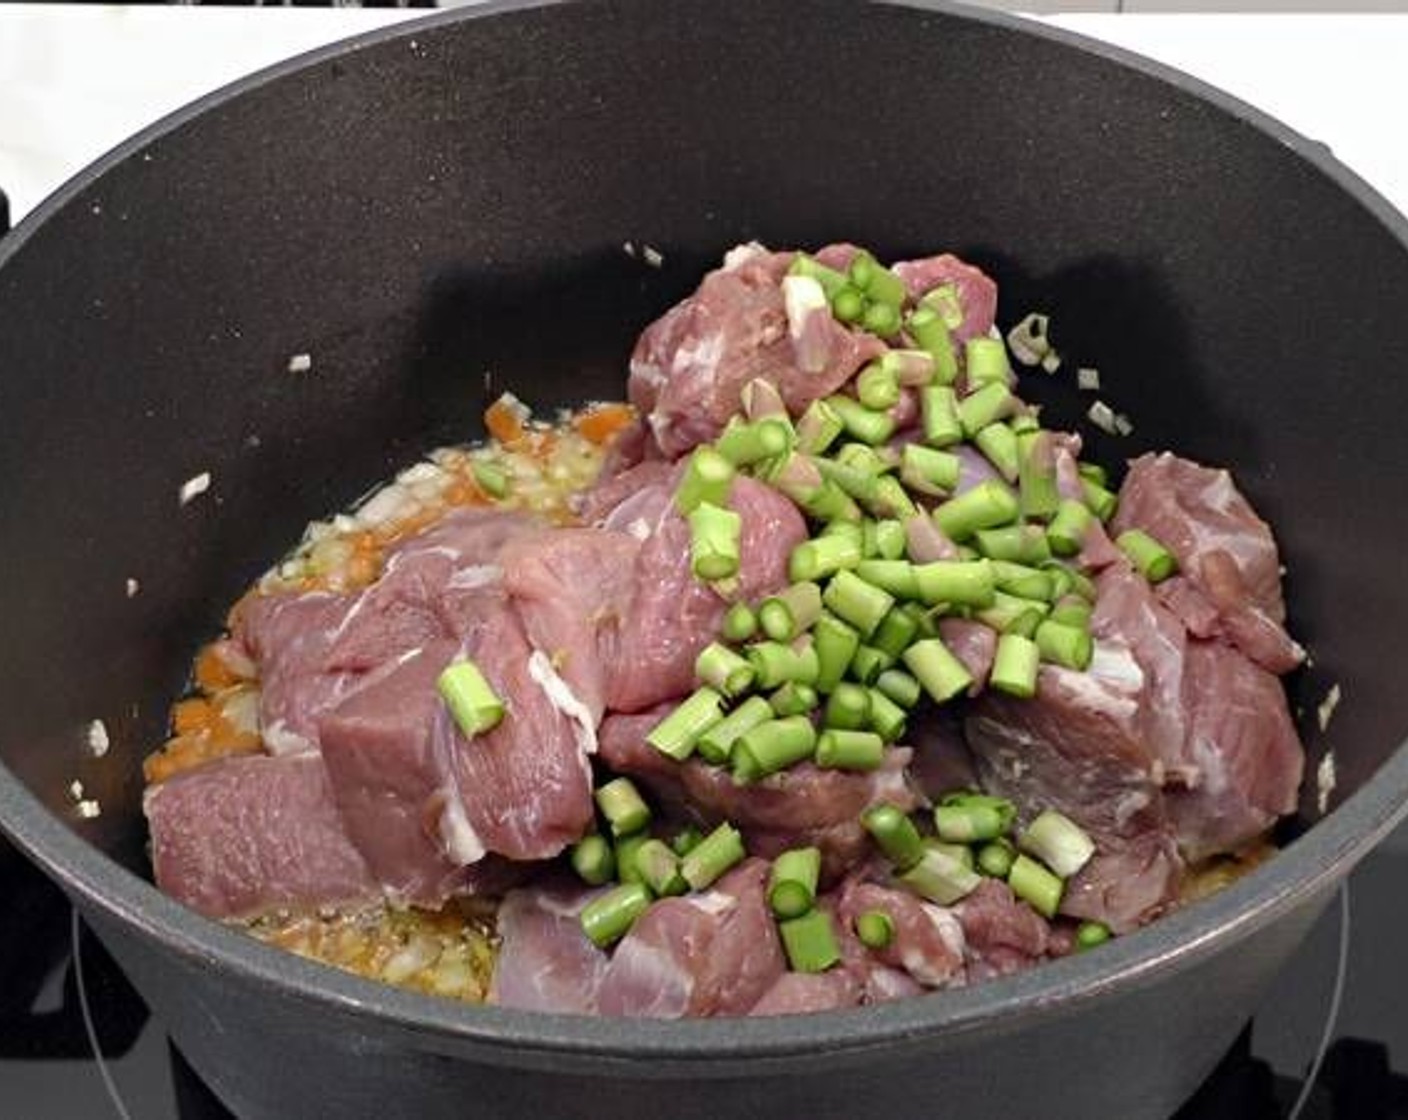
[[2, 0, 1407, 1068]]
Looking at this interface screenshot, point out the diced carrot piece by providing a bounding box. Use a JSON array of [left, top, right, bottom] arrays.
[[206, 717, 261, 755], [172, 697, 215, 736], [225, 588, 262, 633], [485, 395, 528, 446], [373, 507, 437, 547], [143, 748, 180, 785], [575, 402, 635, 445], [345, 553, 380, 588], [144, 726, 263, 785], [194, 643, 242, 692], [144, 735, 205, 784], [443, 480, 482, 506], [200, 706, 260, 754]]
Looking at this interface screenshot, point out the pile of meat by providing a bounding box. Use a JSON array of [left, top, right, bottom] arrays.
[[144, 244, 1305, 1018]]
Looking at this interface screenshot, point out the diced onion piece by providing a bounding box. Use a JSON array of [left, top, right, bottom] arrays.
[[381, 934, 442, 983], [922, 283, 965, 330], [722, 241, 768, 270], [1005, 313, 1051, 367], [219, 687, 261, 736], [1316, 750, 1337, 815], [86, 719, 110, 758], [357, 484, 415, 527], [1317, 683, 1342, 733], [178, 471, 212, 506], [1086, 400, 1118, 435]]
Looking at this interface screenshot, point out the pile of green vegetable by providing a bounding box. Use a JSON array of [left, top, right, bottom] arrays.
[[440, 248, 1180, 969]]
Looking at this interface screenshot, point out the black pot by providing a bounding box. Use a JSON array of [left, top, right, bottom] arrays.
[[2, 2, 1406, 1117]]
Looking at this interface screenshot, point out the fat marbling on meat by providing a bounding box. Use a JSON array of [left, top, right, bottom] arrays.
[[163, 453, 803, 919], [965, 451, 1307, 928], [148, 242, 1311, 1020], [500, 526, 642, 727], [628, 247, 884, 458], [159, 509, 597, 917], [231, 508, 538, 756], [521, 460, 807, 715]]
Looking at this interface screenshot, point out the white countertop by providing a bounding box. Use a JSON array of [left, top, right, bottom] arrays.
[[1, 6, 1407, 224]]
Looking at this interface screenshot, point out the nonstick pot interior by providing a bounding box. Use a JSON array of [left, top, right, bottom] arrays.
[[1, 0, 1406, 1089]]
